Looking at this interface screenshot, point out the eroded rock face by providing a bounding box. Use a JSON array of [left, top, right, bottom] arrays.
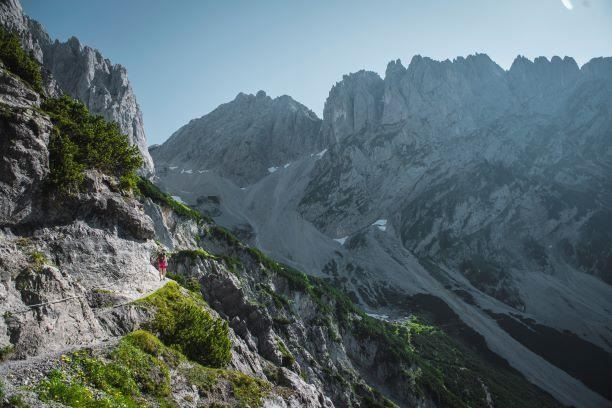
[[41, 36, 154, 174], [0, 60, 159, 359], [167, 253, 384, 407], [0, 0, 154, 175], [321, 70, 384, 143], [0, 240, 103, 358], [152, 91, 324, 185], [0, 66, 52, 226], [302, 54, 612, 288]]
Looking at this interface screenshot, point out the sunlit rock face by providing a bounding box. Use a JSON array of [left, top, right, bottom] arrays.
[[41, 36, 155, 175], [0, 0, 155, 175], [304, 54, 612, 288]]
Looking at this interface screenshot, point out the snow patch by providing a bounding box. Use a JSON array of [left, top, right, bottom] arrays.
[[284, 163, 291, 168], [372, 219, 387, 231], [333, 236, 348, 245], [313, 149, 327, 159], [268, 166, 278, 173], [169, 166, 178, 170], [197, 170, 209, 174], [181, 169, 193, 174]]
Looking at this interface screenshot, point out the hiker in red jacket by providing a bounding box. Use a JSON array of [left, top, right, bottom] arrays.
[[157, 251, 168, 281]]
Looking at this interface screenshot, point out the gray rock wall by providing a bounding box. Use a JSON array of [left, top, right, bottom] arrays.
[[0, 0, 154, 175]]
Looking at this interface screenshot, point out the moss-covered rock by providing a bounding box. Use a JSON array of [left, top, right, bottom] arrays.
[[136, 282, 231, 368]]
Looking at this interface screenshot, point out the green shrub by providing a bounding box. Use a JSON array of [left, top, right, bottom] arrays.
[[258, 284, 291, 310], [46, 129, 85, 193], [185, 365, 271, 408], [172, 248, 217, 262], [69, 349, 141, 399], [38, 367, 142, 408], [38, 369, 98, 407], [37, 332, 181, 407], [42, 95, 142, 194], [29, 251, 49, 271], [0, 26, 42, 92], [166, 271, 202, 293], [220, 255, 243, 275], [0, 345, 14, 361], [225, 370, 271, 408], [137, 282, 231, 367], [112, 338, 171, 397], [209, 226, 241, 247], [276, 339, 295, 368], [122, 330, 183, 367]]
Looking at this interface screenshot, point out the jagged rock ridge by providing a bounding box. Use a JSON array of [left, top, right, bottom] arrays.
[[0, 0, 155, 175], [152, 90, 325, 185]]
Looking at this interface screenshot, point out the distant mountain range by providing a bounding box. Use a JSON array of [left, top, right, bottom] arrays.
[[152, 53, 612, 406]]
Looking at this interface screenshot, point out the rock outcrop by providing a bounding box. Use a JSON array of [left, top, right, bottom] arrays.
[[152, 90, 324, 185], [0, 0, 154, 175], [321, 70, 384, 143], [0, 65, 51, 226]]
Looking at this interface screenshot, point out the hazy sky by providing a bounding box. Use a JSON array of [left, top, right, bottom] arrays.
[[22, 0, 612, 145]]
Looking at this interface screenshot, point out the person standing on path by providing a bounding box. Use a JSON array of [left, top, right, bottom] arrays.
[[157, 251, 168, 281]]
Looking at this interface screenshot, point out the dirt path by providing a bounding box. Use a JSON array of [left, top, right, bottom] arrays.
[[0, 278, 173, 384]]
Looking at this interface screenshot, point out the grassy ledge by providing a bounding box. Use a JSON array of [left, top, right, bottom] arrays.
[[35, 329, 271, 408], [135, 281, 231, 368], [136, 178, 210, 223]]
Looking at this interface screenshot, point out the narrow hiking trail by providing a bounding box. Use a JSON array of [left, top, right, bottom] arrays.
[[0, 276, 174, 384]]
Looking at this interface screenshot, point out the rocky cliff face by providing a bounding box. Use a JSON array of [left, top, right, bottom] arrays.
[[0, 61, 331, 407], [0, 0, 154, 175], [40, 36, 155, 175], [321, 70, 384, 143], [152, 54, 612, 407], [151, 90, 324, 186], [301, 54, 612, 286]]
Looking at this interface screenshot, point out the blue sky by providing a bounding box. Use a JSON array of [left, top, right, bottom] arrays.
[[22, 0, 612, 145]]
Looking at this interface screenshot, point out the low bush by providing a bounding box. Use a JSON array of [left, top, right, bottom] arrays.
[[172, 248, 217, 262], [42, 95, 142, 194], [276, 339, 295, 368], [209, 226, 241, 247], [36, 331, 179, 407], [37, 368, 140, 408], [0, 345, 14, 362], [185, 365, 271, 408], [0, 26, 42, 91], [112, 338, 171, 397], [166, 271, 202, 293], [137, 282, 231, 367]]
